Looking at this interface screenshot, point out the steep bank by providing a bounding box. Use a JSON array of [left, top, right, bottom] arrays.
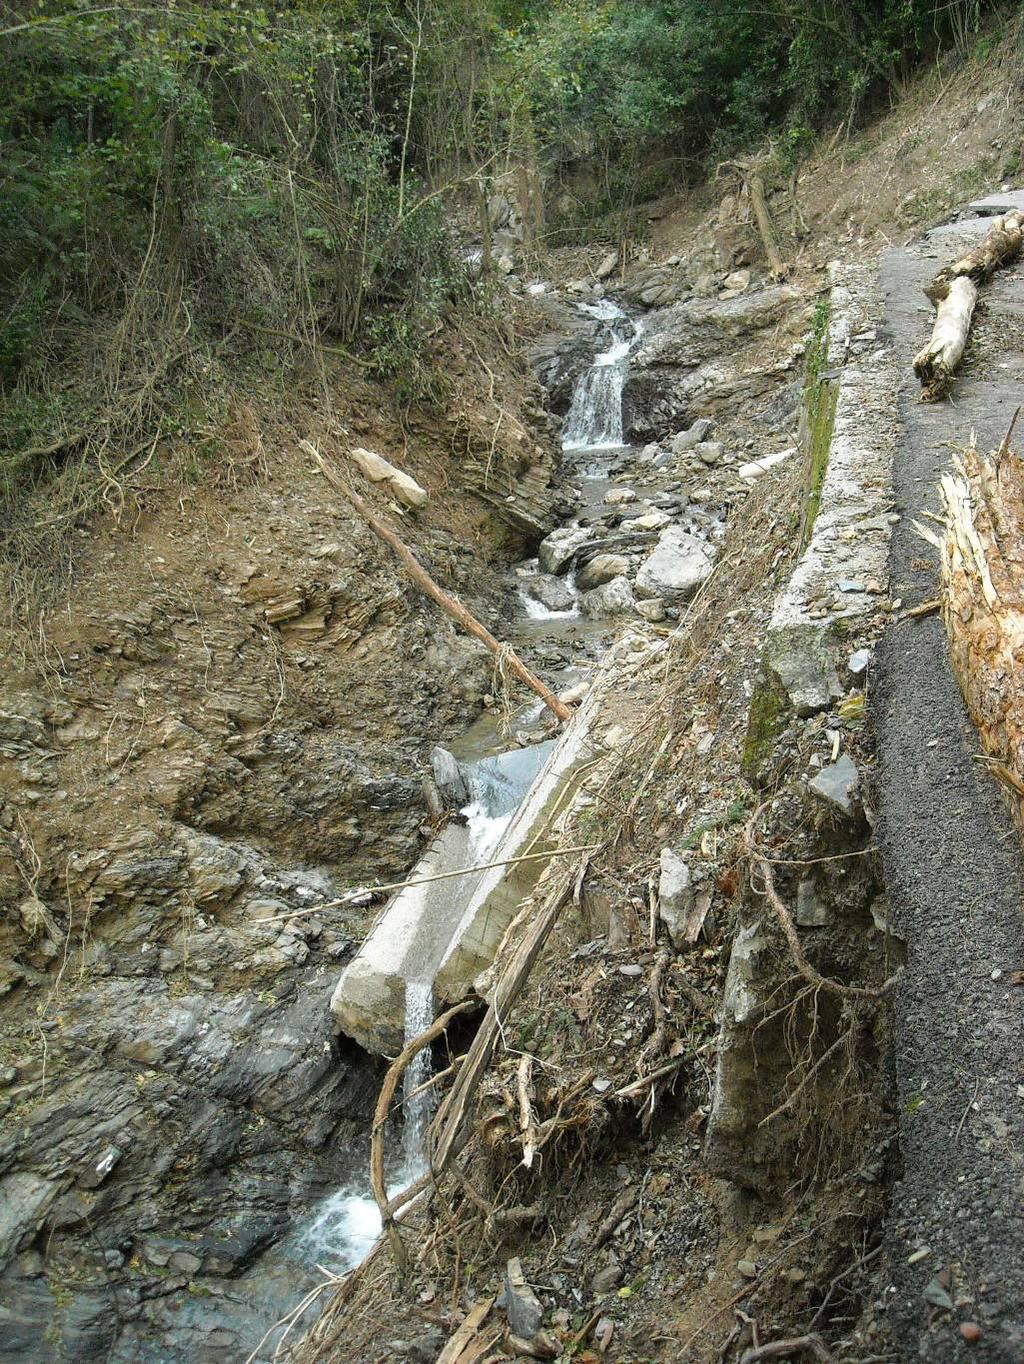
[[0, 316, 564, 1358]]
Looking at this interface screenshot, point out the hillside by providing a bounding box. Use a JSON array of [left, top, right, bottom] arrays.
[[2, 5, 1024, 1363]]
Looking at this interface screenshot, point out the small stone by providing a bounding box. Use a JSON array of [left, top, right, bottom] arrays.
[[695, 440, 723, 466], [604, 487, 637, 505], [635, 598, 666, 623], [959, 1322, 982, 1342], [658, 849, 694, 950], [907, 1247, 930, 1265], [795, 879, 829, 928], [848, 648, 871, 676], [169, 1250, 203, 1275], [737, 1259, 758, 1278], [837, 579, 866, 593], [592, 1077, 612, 1094], [723, 269, 751, 292], [591, 1264, 623, 1293], [618, 964, 642, 978], [783, 1268, 806, 1284]]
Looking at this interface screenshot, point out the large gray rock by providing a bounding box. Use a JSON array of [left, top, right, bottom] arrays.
[[538, 526, 592, 575], [527, 574, 577, 612], [635, 527, 715, 601], [658, 849, 694, 949], [579, 576, 636, 618], [576, 554, 628, 591], [671, 419, 714, 455]]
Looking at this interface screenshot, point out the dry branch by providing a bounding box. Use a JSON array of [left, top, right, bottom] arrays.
[[304, 440, 572, 724], [369, 999, 474, 1271], [920, 431, 1024, 835]]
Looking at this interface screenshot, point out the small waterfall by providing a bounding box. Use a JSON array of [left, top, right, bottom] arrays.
[[400, 979, 435, 1178], [562, 301, 642, 452]]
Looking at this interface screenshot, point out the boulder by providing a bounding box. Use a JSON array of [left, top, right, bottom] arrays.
[[604, 487, 637, 505], [635, 527, 715, 602], [671, 419, 714, 455], [527, 575, 577, 611], [658, 849, 694, 949], [538, 526, 592, 575], [579, 576, 636, 618], [576, 554, 628, 591]]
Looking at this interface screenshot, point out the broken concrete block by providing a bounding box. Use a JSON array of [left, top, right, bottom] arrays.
[[763, 623, 843, 717]]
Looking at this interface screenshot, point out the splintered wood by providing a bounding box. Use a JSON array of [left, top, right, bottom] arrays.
[[913, 209, 1023, 401], [919, 424, 1024, 832]]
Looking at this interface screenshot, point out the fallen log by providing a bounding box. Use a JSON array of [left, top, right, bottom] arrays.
[[912, 276, 977, 401], [303, 440, 572, 724], [918, 418, 1024, 835], [925, 209, 1024, 302], [914, 210, 1024, 401]]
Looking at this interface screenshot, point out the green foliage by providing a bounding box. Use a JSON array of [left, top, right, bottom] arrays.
[[509, 0, 1003, 215]]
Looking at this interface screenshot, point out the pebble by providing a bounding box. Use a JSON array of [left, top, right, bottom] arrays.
[[617, 964, 643, 977], [907, 1247, 930, 1264], [737, 1259, 758, 1278], [959, 1322, 982, 1342]]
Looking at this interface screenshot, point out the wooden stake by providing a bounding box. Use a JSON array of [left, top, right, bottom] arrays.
[[304, 440, 572, 724]]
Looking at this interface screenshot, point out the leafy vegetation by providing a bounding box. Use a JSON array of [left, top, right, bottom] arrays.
[[0, 0, 1009, 592]]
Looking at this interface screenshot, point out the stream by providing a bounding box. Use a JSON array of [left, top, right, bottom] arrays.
[[225, 296, 650, 1360]]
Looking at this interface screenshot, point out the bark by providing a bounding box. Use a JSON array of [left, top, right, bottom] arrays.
[[929, 432, 1024, 836], [306, 442, 572, 724], [748, 171, 787, 280], [926, 209, 1024, 302], [912, 275, 977, 401]]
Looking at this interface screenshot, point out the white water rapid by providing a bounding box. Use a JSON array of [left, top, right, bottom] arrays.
[[561, 300, 642, 452]]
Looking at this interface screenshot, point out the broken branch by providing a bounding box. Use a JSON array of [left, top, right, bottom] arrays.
[[305, 440, 572, 723]]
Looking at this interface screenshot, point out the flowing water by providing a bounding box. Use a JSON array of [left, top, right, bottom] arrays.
[[296, 292, 641, 1291], [561, 300, 642, 452]]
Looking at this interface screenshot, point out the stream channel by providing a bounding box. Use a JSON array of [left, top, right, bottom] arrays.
[[248, 298, 645, 1358]]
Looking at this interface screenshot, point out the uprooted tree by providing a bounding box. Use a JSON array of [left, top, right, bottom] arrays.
[[918, 418, 1024, 828]]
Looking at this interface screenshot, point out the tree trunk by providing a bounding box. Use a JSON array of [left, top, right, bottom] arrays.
[[306, 442, 573, 724], [925, 427, 1024, 833], [748, 171, 787, 280], [912, 276, 977, 401], [926, 209, 1024, 302]]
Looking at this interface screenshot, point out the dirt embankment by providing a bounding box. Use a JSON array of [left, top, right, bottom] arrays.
[[0, 312, 560, 1358]]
